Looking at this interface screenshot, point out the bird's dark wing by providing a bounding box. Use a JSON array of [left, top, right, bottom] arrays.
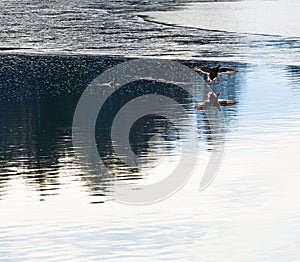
[[219, 68, 238, 74], [194, 66, 211, 75]]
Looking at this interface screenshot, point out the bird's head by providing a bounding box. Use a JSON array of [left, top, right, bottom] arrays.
[[213, 65, 221, 72]]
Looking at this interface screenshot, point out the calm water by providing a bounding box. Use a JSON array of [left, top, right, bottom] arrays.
[[1, 0, 300, 261]]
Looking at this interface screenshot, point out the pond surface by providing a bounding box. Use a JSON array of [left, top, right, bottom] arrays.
[[1, 0, 300, 261]]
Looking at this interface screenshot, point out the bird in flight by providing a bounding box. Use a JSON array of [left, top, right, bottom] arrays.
[[194, 65, 238, 83]]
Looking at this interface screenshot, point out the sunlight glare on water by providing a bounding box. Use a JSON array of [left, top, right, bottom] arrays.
[[142, 0, 300, 65], [145, 0, 300, 37]]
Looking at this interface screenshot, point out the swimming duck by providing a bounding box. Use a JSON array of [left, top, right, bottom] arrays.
[[194, 65, 238, 83]]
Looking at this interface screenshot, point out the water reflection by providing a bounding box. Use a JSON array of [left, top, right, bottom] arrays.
[[94, 80, 191, 172], [0, 54, 244, 203], [284, 65, 300, 97], [0, 98, 74, 201]]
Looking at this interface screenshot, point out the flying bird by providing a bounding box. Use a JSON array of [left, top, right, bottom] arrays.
[[194, 65, 238, 83]]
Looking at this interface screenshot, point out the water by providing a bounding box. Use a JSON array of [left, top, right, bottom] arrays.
[[1, 0, 300, 261], [1, 0, 300, 65]]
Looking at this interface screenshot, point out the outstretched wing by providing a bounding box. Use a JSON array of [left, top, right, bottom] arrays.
[[194, 66, 211, 75], [219, 68, 238, 74]]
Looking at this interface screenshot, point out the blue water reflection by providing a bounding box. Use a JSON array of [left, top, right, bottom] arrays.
[[0, 55, 233, 203]]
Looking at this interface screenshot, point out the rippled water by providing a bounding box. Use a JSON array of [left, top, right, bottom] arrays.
[[1, 0, 300, 65], [1, 0, 300, 261]]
